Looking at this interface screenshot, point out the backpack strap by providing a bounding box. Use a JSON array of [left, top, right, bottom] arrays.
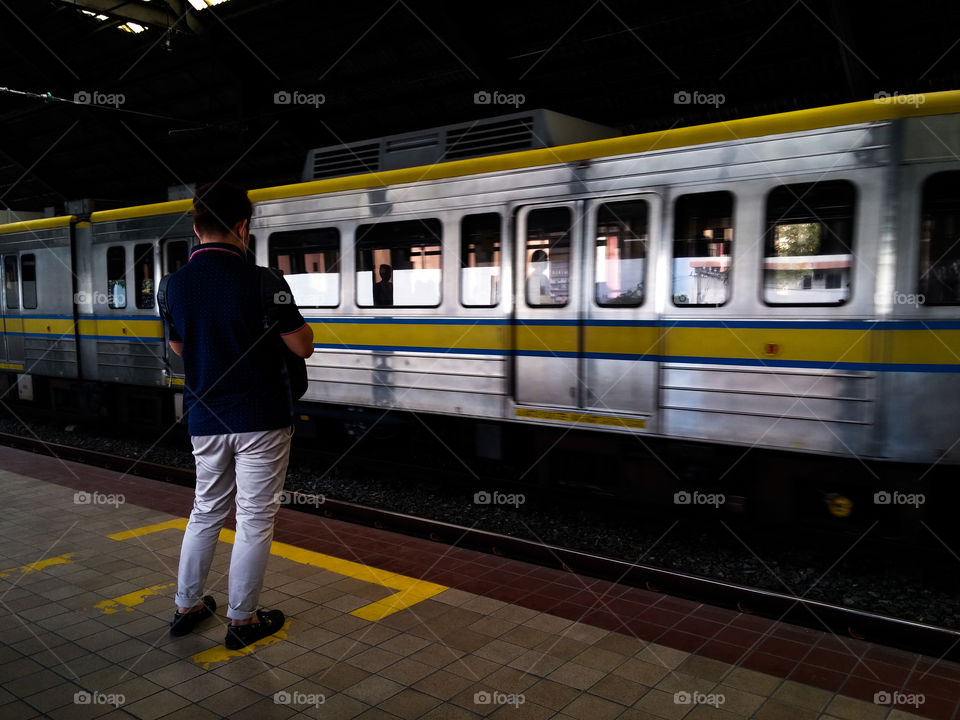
[[157, 274, 172, 323]]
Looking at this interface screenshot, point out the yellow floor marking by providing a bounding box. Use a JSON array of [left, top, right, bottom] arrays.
[[94, 582, 175, 614], [0, 553, 73, 579], [191, 621, 290, 669], [109, 519, 448, 621], [107, 518, 187, 540]]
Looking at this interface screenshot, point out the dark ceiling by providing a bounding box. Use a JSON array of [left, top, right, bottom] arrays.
[[1, 0, 959, 213]]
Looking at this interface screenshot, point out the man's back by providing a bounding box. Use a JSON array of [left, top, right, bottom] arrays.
[[166, 242, 304, 436]]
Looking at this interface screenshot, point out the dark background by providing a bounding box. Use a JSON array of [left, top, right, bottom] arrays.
[[1, 0, 958, 212]]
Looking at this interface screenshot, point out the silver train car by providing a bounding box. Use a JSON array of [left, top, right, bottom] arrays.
[[2, 92, 959, 520]]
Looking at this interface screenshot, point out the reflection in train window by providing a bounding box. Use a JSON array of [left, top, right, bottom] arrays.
[[919, 171, 960, 305], [595, 200, 647, 306], [460, 213, 501, 307], [526, 207, 571, 307], [269, 228, 341, 307], [134, 244, 154, 310], [107, 246, 127, 309], [356, 219, 442, 308], [4, 256, 18, 310], [673, 191, 733, 307], [764, 180, 855, 305], [165, 240, 189, 274], [21, 255, 37, 310]]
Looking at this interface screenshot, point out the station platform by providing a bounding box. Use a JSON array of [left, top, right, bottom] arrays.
[[0, 444, 955, 720]]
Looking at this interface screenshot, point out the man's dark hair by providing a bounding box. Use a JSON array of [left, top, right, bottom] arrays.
[[193, 182, 252, 237]]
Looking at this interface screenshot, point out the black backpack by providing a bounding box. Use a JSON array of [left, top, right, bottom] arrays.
[[157, 269, 308, 401]]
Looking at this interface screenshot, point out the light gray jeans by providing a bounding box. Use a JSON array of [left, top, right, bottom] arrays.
[[175, 426, 293, 620]]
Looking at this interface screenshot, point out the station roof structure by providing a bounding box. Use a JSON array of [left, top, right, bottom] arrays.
[[1, 0, 959, 212]]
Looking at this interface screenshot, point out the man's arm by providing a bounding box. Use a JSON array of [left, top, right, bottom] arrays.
[[169, 340, 183, 356], [281, 324, 314, 358]]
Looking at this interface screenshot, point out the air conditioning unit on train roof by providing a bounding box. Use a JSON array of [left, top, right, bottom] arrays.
[[302, 109, 620, 182]]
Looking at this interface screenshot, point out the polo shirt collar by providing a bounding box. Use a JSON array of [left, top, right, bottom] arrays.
[[189, 242, 245, 261]]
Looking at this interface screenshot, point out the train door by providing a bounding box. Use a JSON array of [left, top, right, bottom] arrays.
[[514, 202, 582, 408], [2, 254, 23, 365], [581, 195, 658, 422]]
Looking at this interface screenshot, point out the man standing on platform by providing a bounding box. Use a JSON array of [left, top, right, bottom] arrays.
[[161, 182, 314, 648]]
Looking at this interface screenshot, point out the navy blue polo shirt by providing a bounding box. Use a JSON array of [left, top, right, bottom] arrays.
[[164, 242, 308, 436]]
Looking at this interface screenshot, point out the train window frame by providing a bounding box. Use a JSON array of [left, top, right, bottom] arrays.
[[594, 199, 648, 308], [762, 179, 857, 307], [671, 191, 734, 308], [460, 212, 502, 308], [525, 207, 572, 308], [106, 246, 127, 310], [165, 240, 189, 274], [4, 255, 18, 310], [355, 218, 443, 309], [918, 170, 960, 306], [20, 254, 37, 310], [268, 228, 342, 309], [133, 243, 155, 310]]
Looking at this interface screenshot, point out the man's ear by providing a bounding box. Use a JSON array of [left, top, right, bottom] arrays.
[[193, 222, 202, 240]]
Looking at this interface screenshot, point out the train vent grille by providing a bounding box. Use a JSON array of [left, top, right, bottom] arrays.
[[445, 116, 536, 160], [311, 142, 380, 180]]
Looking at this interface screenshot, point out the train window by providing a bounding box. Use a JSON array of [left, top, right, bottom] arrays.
[[460, 213, 501, 307], [134, 244, 154, 310], [595, 200, 647, 306], [107, 246, 127, 309], [4, 256, 18, 309], [246, 234, 257, 265], [269, 228, 341, 307], [165, 240, 189, 274], [526, 208, 571, 306], [919, 171, 960, 305], [673, 191, 733, 307], [20, 255, 37, 310], [3, 255, 20, 310], [763, 180, 855, 305], [356, 218, 442, 307]]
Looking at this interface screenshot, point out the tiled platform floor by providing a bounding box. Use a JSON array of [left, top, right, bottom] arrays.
[[0, 444, 955, 719]]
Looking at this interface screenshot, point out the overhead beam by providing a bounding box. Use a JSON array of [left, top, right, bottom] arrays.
[[53, 0, 205, 34]]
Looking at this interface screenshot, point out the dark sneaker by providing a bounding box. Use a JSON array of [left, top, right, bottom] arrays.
[[224, 609, 285, 650], [169, 595, 216, 637]]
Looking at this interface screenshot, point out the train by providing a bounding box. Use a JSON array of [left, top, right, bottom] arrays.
[[2, 92, 959, 528]]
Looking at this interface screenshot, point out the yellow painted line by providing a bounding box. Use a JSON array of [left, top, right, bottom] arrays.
[[515, 324, 578, 354], [0, 362, 23, 370], [170, 376, 185, 387], [90, 199, 191, 224], [95, 582, 175, 614], [516, 407, 647, 429], [0, 553, 73, 578], [192, 621, 290, 669], [109, 519, 447, 621], [663, 327, 874, 364], [310, 322, 506, 352], [107, 518, 187, 541], [0, 215, 75, 235]]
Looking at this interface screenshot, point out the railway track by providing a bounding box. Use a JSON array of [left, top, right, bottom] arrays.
[[2, 429, 958, 663]]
